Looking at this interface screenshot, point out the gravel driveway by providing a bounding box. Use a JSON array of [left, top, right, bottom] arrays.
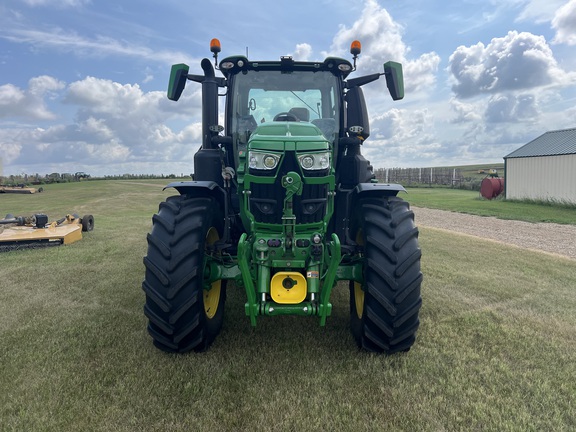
[[412, 206, 576, 260]]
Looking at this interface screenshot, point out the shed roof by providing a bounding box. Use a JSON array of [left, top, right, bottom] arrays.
[[505, 128, 576, 159]]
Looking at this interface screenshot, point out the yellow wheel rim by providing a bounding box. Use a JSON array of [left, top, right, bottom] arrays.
[[204, 227, 221, 319], [355, 229, 365, 319], [354, 282, 364, 319]]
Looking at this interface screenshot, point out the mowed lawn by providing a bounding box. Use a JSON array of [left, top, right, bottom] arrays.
[[404, 187, 576, 224], [1, 181, 575, 431]]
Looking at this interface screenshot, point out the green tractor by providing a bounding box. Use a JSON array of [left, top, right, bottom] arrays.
[[143, 39, 422, 353]]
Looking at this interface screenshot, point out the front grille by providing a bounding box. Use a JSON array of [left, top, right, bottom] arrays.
[[295, 184, 328, 224], [249, 152, 328, 224]]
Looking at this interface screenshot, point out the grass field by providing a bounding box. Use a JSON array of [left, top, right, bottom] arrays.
[[1, 181, 575, 431], [404, 187, 576, 225]]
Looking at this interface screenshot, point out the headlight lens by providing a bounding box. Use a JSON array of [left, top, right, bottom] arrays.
[[263, 155, 278, 169], [248, 151, 280, 170], [298, 152, 330, 170], [301, 155, 314, 169]]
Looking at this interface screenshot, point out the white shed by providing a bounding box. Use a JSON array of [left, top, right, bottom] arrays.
[[504, 128, 576, 204]]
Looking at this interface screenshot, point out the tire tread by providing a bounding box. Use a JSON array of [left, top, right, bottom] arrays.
[[350, 196, 422, 354]]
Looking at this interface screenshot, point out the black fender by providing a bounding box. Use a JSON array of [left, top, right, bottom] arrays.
[[353, 182, 406, 197], [337, 182, 407, 247], [164, 181, 232, 242], [164, 181, 227, 209], [350, 182, 406, 212]]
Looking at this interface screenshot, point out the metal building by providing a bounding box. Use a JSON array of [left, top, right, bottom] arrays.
[[504, 128, 576, 204]]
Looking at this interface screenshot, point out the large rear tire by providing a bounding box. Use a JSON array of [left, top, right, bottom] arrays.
[[350, 196, 422, 353], [142, 195, 226, 353]]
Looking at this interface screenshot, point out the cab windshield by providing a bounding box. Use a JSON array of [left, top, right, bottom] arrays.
[[230, 70, 340, 145]]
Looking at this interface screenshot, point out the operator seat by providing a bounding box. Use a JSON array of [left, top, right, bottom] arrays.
[[312, 118, 336, 141], [288, 107, 310, 122]]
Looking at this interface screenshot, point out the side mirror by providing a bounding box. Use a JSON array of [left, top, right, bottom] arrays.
[[167, 63, 190, 101], [384, 61, 404, 101]]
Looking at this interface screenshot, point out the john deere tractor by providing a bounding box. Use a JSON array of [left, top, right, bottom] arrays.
[[143, 39, 422, 353]]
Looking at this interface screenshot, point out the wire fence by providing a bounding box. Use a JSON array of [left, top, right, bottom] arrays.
[[374, 167, 467, 188]]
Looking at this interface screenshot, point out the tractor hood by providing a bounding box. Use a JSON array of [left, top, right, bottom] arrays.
[[248, 122, 330, 152]]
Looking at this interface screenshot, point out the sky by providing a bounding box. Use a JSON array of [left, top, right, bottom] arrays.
[[1, 0, 576, 177]]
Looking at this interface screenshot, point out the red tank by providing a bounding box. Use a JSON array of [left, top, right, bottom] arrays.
[[480, 177, 504, 200]]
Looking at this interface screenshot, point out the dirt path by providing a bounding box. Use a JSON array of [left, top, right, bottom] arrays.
[[412, 206, 576, 260]]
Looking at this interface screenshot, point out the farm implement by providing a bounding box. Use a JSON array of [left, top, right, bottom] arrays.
[[0, 213, 94, 252], [0, 185, 43, 194]]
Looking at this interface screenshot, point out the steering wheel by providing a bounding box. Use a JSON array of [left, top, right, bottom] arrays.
[[273, 112, 299, 122]]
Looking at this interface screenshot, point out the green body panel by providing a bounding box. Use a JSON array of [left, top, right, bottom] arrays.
[[264, 302, 315, 316], [248, 122, 328, 145], [208, 120, 346, 325], [235, 232, 343, 326], [238, 233, 258, 326], [318, 234, 340, 325], [237, 122, 335, 235]]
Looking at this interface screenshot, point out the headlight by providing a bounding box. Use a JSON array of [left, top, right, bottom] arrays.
[[301, 155, 314, 169], [298, 152, 330, 170], [248, 151, 280, 170]]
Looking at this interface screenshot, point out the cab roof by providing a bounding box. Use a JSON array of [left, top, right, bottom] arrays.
[[218, 55, 355, 80]]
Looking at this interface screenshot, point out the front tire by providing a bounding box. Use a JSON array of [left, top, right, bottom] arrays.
[[350, 196, 422, 353], [142, 195, 226, 353]]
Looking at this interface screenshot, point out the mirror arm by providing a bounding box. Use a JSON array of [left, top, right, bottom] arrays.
[[345, 73, 381, 89], [187, 74, 227, 88], [187, 73, 204, 84]]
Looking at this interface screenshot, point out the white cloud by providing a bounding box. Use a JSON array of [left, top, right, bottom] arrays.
[[326, 0, 440, 94], [449, 98, 483, 123], [449, 31, 570, 98], [29, 75, 65, 96], [0, 76, 65, 120], [484, 94, 540, 123], [449, 92, 542, 124], [329, 0, 406, 61], [0, 84, 25, 106], [0, 134, 22, 167], [292, 43, 313, 61], [1, 75, 203, 174], [22, 0, 90, 7], [63, 77, 202, 159], [0, 27, 196, 65], [364, 108, 443, 167], [515, 0, 566, 23], [552, 0, 576, 45]]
